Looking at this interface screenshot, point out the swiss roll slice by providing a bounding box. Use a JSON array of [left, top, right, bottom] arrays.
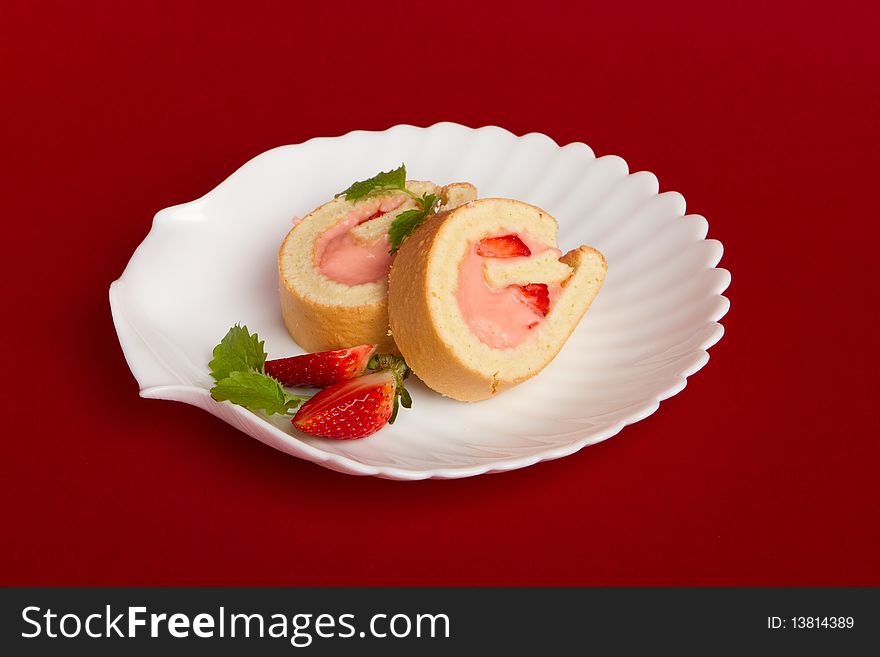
[[388, 198, 606, 401]]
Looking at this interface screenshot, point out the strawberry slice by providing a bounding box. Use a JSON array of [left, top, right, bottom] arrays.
[[265, 344, 376, 388], [476, 234, 531, 258], [511, 283, 550, 316], [292, 355, 411, 440]]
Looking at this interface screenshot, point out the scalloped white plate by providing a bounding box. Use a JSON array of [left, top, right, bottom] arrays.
[[110, 123, 729, 480]]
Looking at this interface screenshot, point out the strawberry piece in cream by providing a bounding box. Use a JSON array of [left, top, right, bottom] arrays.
[[315, 195, 406, 286], [476, 234, 531, 258], [511, 283, 550, 316], [456, 232, 562, 348]]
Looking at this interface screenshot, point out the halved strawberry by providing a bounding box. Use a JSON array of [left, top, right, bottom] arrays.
[[511, 283, 550, 316], [476, 234, 531, 258], [265, 344, 376, 388], [292, 354, 411, 440]]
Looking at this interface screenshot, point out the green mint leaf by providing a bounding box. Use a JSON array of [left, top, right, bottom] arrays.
[[388, 193, 439, 254], [211, 370, 307, 416], [209, 324, 267, 382], [336, 164, 406, 201]]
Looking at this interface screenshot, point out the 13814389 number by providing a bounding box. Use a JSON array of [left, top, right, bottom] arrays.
[[790, 617, 854, 629]]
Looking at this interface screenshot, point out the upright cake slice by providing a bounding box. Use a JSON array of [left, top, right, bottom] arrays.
[[279, 176, 476, 352], [388, 198, 606, 401]]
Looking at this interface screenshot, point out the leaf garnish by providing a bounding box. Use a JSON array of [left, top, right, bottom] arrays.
[[387, 193, 440, 254], [209, 324, 307, 416], [336, 164, 407, 201], [335, 163, 441, 252], [209, 324, 267, 382], [211, 370, 307, 416]]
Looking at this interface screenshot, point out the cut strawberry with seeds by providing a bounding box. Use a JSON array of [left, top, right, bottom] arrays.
[[292, 372, 395, 439], [511, 283, 550, 316], [476, 234, 531, 258], [292, 354, 412, 440], [265, 344, 376, 388]]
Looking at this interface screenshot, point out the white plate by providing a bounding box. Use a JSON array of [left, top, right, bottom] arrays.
[[110, 123, 730, 480]]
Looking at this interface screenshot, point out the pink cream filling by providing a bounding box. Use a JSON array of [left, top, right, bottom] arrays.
[[315, 195, 406, 286], [456, 232, 562, 349]]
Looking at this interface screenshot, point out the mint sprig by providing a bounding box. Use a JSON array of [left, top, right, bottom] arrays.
[[209, 325, 306, 416], [335, 164, 441, 252], [388, 193, 440, 254], [336, 164, 407, 201], [209, 324, 266, 382], [211, 370, 306, 416]]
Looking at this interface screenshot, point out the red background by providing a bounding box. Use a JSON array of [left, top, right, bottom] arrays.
[[2, 0, 878, 586]]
